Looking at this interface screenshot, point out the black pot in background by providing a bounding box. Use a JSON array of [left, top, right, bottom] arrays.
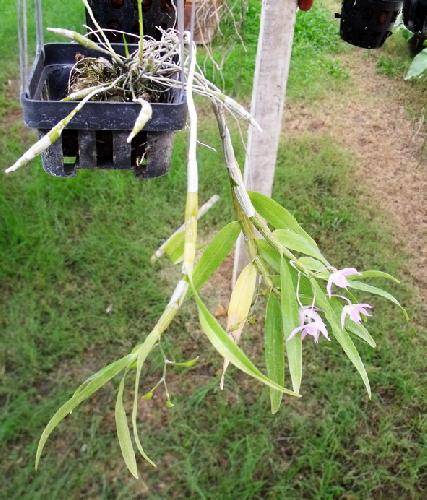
[[337, 0, 403, 49]]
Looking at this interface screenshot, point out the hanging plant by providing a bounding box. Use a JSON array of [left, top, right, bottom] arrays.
[[6, 0, 406, 479]]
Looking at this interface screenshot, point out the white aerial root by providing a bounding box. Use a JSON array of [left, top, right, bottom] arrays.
[[5, 78, 121, 174], [46, 28, 123, 65], [62, 82, 117, 102], [127, 99, 153, 143]]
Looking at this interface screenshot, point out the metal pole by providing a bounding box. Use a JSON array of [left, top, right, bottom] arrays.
[[17, 0, 28, 93], [35, 0, 44, 56]]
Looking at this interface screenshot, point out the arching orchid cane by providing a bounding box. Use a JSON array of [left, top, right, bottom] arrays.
[[5, 5, 407, 479]]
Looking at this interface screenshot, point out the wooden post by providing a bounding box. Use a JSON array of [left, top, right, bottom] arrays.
[[233, 0, 298, 282]]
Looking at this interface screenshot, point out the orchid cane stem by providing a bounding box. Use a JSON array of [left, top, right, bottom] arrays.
[[133, 33, 198, 357], [213, 103, 277, 293]]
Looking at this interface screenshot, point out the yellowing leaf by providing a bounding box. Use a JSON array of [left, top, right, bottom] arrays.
[[227, 263, 258, 338], [222, 263, 258, 386], [172, 356, 200, 368]]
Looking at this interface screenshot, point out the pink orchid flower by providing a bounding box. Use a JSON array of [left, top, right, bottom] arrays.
[[341, 303, 372, 329], [288, 306, 330, 343], [327, 267, 360, 297]]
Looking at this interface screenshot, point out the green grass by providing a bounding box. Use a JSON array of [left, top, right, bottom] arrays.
[[202, 0, 348, 100], [0, 1, 425, 498], [376, 30, 414, 79], [376, 28, 427, 90]]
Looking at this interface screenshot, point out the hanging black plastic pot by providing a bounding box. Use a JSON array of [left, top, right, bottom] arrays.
[[337, 0, 403, 49], [403, 0, 427, 35], [86, 0, 177, 42], [18, 0, 187, 179]]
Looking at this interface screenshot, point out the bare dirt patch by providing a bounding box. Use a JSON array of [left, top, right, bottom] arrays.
[[284, 49, 426, 297]]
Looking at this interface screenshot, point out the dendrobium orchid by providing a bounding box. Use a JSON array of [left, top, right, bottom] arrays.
[[327, 267, 360, 297], [341, 303, 372, 329], [288, 306, 330, 343], [5, 2, 405, 479]]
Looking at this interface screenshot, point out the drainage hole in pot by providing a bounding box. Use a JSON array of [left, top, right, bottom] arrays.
[[62, 130, 79, 157], [96, 131, 114, 167]]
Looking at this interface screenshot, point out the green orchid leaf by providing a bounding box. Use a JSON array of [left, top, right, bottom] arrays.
[[249, 191, 315, 244], [273, 229, 329, 266], [163, 231, 185, 264], [131, 346, 156, 468], [190, 281, 299, 397], [142, 391, 154, 401], [330, 299, 376, 348], [297, 256, 328, 274], [36, 353, 135, 469], [265, 293, 284, 414], [192, 221, 240, 290], [171, 357, 200, 368], [346, 320, 376, 348], [310, 279, 371, 397], [405, 48, 427, 80], [116, 375, 139, 478], [281, 256, 302, 394], [348, 280, 407, 319], [271, 272, 313, 304], [256, 239, 281, 273], [351, 270, 400, 284]]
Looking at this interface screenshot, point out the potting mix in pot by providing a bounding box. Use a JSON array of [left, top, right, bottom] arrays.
[[7, 0, 406, 479]]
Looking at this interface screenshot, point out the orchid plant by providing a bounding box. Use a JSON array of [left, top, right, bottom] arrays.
[[6, 1, 406, 479]]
